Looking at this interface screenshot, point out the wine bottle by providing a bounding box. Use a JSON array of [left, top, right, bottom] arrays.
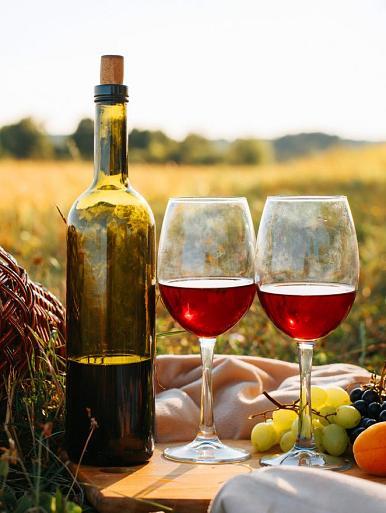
[[66, 55, 156, 466]]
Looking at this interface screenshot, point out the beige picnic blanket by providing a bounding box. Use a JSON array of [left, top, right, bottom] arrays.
[[155, 354, 370, 442], [209, 466, 386, 513]]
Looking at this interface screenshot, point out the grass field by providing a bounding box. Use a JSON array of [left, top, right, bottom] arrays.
[[1, 144, 385, 368]]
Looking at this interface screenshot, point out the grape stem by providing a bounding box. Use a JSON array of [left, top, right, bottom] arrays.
[[351, 360, 386, 400], [248, 391, 300, 419], [380, 362, 386, 393], [248, 390, 334, 423]]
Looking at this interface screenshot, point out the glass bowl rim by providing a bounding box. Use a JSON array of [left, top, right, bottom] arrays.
[[266, 195, 347, 201], [167, 196, 248, 203]]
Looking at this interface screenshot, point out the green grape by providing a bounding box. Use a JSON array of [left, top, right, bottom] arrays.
[[273, 425, 288, 442], [312, 419, 323, 430], [325, 387, 350, 407], [318, 405, 337, 426], [313, 425, 325, 452], [334, 405, 361, 429], [311, 386, 328, 409], [272, 409, 298, 431], [322, 423, 348, 456], [251, 422, 277, 452], [280, 431, 296, 452], [266, 419, 280, 444]]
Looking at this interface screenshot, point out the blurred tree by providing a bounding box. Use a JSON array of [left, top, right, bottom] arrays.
[[227, 138, 272, 165], [71, 118, 94, 160], [0, 118, 53, 159], [52, 137, 80, 160], [147, 130, 179, 163], [129, 129, 179, 163], [129, 128, 152, 149], [178, 133, 223, 164], [0, 117, 275, 165], [273, 133, 344, 161]]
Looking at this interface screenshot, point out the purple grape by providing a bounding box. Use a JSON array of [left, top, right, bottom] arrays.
[[350, 427, 366, 444], [363, 418, 377, 428], [379, 410, 386, 422], [380, 401, 386, 411], [362, 389, 379, 404], [353, 399, 367, 416], [368, 401, 382, 419], [350, 388, 363, 403], [359, 417, 371, 428]]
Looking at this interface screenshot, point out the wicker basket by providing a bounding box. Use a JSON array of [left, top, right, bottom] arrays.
[[0, 246, 65, 375]]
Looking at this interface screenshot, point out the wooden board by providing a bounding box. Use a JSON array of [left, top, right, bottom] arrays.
[[74, 441, 386, 513]]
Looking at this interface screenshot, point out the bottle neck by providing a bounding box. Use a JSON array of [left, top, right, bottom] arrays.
[[93, 102, 129, 188]]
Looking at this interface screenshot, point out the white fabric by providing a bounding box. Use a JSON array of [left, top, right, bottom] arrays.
[[209, 466, 386, 513]]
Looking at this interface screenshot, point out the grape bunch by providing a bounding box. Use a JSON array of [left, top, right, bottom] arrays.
[[251, 385, 363, 457], [348, 386, 386, 443]]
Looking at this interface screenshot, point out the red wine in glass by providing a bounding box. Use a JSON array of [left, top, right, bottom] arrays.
[[257, 282, 356, 340], [159, 278, 255, 338]]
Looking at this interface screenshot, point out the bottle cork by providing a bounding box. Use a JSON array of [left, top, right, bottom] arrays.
[[100, 55, 124, 85]]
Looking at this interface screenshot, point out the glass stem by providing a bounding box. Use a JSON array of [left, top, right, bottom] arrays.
[[295, 342, 316, 450], [198, 338, 217, 440]]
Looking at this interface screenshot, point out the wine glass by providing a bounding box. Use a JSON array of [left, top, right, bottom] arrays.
[[255, 196, 359, 470], [158, 197, 256, 463]]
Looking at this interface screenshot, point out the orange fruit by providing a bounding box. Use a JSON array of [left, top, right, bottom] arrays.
[[353, 422, 386, 476]]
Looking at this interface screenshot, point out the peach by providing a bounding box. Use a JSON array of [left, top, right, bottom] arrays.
[[353, 422, 386, 476]]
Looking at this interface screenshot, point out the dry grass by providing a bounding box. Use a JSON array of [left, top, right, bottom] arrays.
[[1, 144, 385, 366]]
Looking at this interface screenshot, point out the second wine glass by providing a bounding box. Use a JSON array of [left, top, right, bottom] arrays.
[[158, 197, 256, 463], [255, 196, 359, 469]]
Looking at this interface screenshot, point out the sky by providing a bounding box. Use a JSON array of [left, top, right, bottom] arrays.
[[1, 0, 386, 140]]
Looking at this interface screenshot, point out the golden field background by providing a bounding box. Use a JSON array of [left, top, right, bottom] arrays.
[[1, 144, 385, 367]]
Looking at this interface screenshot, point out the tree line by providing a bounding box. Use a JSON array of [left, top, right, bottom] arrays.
[[0, 117, 272, 165]]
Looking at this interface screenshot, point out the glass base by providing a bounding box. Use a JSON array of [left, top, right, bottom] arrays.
[[163, 436, 250, 464], [260, 447, 352, 471]]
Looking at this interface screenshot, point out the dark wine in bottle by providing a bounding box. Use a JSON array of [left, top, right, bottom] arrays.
[[66, 55, 156, 466]]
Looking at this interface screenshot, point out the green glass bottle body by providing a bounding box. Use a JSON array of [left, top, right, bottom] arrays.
[[66, 95, 156, 466]]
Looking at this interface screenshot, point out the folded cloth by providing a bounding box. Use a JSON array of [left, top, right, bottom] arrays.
[[209, 466, 386, 513], [155, 355, 370, 442]]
